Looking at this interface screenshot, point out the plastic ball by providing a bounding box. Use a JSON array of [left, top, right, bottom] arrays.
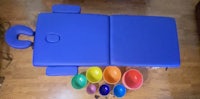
[[122, 69, 143, 90], [86, 84, 97, 94], [71, 74, 87, 89], [86, 67, 102, 83], [113, 84, 126, 98], [99, 84, 110, 96], [103, 66, 121, 84]]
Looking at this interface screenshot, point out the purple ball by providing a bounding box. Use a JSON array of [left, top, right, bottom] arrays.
[[86, 84, 97, 94]]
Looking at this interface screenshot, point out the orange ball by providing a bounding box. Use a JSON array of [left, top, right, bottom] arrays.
[[103, 66, 121, 84]]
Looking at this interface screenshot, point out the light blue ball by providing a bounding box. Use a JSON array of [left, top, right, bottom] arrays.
[[113, 84, 126, 98]]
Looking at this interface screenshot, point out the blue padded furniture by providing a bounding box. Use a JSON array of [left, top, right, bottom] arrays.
[[5, 4, 180, 76], [46, 66, 78, 76], [110, 15, 180, 67]]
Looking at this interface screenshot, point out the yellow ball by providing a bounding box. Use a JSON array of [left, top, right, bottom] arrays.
[[86, 67, 103, 83]]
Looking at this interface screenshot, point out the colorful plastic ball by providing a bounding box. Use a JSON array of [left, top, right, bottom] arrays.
[[99, 84, 110, 96], [103, 66, 121, 84], [86, 67, 103, 83], [86, 84, 97, 94], [71, 74, 87, 89], [113, 84, 126, 98], [122, 69, 143, 90]]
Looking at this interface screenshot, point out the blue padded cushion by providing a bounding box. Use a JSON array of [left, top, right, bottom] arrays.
[[33, 13, 109, 66], [5, 25, 34, 49], [110, 15, 180, 67], [52, 4, 81, 13], [46, 66, 78, 76]]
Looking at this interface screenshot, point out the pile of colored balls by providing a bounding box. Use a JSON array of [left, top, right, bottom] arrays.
[[71, 66, 143, 98]]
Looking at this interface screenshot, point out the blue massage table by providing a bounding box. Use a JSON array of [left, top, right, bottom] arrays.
[[5, 4, 180, 76]]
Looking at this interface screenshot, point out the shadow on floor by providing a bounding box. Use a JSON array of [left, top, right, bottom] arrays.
[[0, 17, 12, 77]]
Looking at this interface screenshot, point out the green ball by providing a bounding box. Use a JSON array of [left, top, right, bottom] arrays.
[[71, 74, 87, 89]]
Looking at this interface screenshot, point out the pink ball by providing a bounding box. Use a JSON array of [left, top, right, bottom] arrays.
[[86, 84, 97, 94]]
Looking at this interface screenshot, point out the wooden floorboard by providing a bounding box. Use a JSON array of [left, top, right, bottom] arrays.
[[0, 0, 200, 99]]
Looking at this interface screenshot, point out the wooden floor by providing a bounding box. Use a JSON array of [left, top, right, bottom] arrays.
[[0, 0, 200, 99]]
